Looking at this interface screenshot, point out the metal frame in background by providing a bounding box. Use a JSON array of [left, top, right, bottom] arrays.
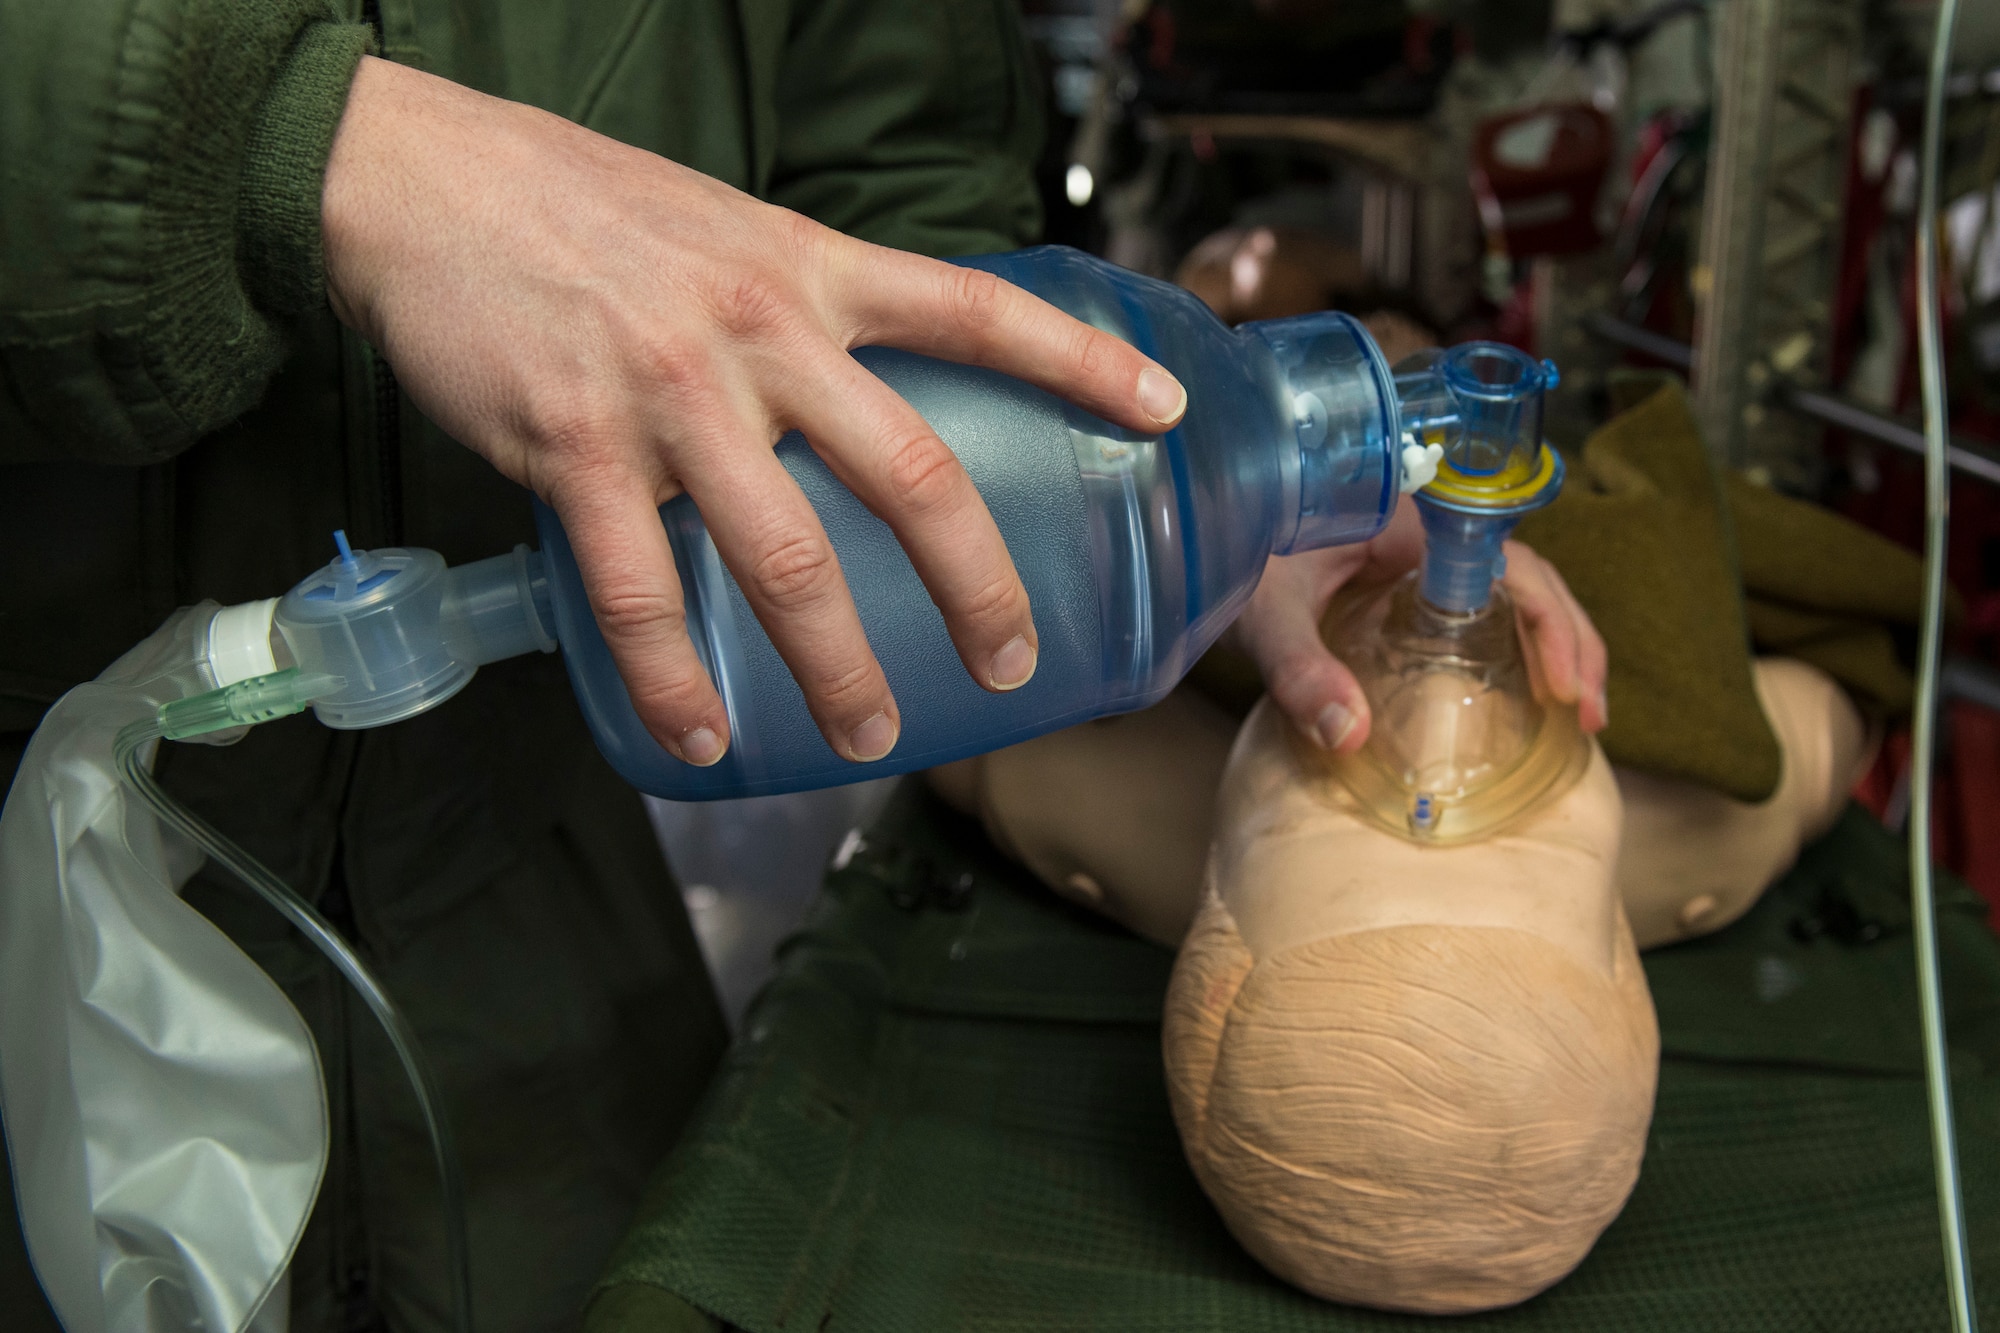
[[1690, 0, 1861, 484], [1584, 312, 2000, 485]]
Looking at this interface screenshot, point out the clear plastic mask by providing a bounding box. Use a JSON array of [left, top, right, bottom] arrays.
[[1323, 574, 1589, 843]]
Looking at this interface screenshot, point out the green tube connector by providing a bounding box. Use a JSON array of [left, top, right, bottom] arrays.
[[158, 668, 345, 741]]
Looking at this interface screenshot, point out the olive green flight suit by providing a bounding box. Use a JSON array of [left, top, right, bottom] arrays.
[[0, 0, 1046, 1327]]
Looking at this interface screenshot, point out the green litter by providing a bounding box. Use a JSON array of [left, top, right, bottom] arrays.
[[590, 785, 2000, 1332]]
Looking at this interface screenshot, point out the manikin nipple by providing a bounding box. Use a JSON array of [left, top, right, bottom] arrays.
[[1322, 344, 1588, 845]]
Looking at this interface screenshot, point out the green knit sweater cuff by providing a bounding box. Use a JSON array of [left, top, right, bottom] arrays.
[[238, 21, 376, 320]]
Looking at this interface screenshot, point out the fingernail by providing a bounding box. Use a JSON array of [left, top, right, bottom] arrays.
[[847, 711, 899, 763], [1311, 702, 1356, 751], [1595, 689, 1610, 728], [988, 635, 1037, 691], [680, 726, 725, 767], [1138, 367, 1187, 427]]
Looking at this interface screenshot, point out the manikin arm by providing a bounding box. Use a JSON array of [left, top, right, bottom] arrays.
[[1616, 658, 1876, 947]]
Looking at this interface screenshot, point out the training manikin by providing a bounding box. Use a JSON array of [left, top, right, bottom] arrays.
[[931, 348, 1875, 1314]]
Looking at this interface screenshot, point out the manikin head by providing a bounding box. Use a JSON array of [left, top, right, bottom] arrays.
[[1165, 705, 1658, 1313]]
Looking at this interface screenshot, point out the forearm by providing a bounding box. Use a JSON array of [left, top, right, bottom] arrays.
[[0, 0, 371, 464]]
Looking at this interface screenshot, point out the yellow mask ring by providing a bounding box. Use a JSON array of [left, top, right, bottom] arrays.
[[1420, 442, 1561, 510]]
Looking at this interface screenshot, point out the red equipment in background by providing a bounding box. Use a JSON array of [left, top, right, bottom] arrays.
[[1471, 103, 1615, 260]]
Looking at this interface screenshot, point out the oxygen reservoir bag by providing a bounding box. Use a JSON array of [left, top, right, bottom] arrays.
[[0, 605, 323, 1333]]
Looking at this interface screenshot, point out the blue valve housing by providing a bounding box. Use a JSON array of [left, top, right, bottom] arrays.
[[1395, 344, 1565, 615]]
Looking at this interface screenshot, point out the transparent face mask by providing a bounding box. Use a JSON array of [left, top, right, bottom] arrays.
[[1322, 576, 1590, 844], [1320, 343, 1589, 845]]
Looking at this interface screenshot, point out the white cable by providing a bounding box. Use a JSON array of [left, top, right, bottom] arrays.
[[1911, 0, 1978, 1326]]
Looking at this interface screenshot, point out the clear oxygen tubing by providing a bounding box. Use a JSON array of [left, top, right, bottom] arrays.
[[111, 713, 476, 1333], [1912, 0, 1978, 1325]]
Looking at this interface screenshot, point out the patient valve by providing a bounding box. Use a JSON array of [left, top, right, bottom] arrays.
[[1323, 343, 1590, 844]]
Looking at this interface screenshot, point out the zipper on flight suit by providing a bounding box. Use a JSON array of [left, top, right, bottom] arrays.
[[369, 354, 405, 546], [332, 3, 402, 1306], [338, 333, 406, 550], [323, 6, 414, 1329]]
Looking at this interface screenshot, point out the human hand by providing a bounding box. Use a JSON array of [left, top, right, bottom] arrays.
[[320, 57, 1187, 767], [1226, 497, 1610, 752]]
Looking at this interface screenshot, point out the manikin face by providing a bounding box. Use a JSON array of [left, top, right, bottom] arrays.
[[1211, 697, 1626, 982]]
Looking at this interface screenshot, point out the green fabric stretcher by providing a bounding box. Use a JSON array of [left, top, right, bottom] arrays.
[[586, 785, 2000, 1333]]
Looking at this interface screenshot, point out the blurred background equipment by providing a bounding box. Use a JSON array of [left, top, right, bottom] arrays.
[[1471, 102, 1615, 261], [1011, 0, 2000, 914]]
